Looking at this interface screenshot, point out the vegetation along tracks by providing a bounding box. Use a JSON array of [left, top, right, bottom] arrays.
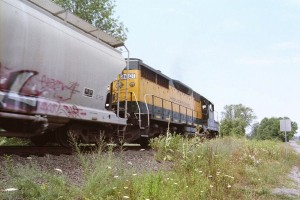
[[0, 144, 149, 156]]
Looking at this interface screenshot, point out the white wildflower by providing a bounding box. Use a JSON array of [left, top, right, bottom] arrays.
[[26, 157, 32, 160], [132, 173, 137, 176], [114, 175, 119, 178], [127, 161, 133, 165], [3, 188, 18, 192], [123, 196, 130, 199], [227, 184, 232, 188], [54, 168, 63, 173], [124, 186, 128, 189]]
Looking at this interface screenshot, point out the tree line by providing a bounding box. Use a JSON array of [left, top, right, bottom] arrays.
[[220, 104, 298, 141], [52, 0, 128, 42]]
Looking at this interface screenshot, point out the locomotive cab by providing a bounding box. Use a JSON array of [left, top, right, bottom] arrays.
[[200, 97, 219, 136]]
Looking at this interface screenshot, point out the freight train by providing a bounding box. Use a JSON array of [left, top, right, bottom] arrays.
[[0, 0, 219, 147]]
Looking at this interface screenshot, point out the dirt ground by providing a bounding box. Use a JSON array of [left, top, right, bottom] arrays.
[[272, 141, 300, 197]]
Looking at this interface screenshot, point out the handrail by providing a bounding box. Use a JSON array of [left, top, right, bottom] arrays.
[[123, 46, 130, 120], [143, 94, 197, 125], [116, 79, 121, 117], [144, 94, 153, 127], [131, 92, 142, 128]]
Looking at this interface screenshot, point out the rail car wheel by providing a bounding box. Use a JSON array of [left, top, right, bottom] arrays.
[[55, 125, 82, 147], [55, 127, 75, 147], [138, 138, 150, 148], [30, 135, 48, 146]]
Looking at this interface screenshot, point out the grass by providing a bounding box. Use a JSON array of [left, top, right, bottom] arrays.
[[0, 136, 30, 146], [1, 135, 300, 199]]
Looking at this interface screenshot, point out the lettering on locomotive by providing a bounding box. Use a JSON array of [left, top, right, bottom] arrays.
[[120, 73, 136, 79]]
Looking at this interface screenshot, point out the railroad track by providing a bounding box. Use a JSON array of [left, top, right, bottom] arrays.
[[0, 146, 74, 156], [0, 144, 150, 156]]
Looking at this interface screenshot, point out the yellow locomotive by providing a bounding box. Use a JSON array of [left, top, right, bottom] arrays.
[[109, 59, 219, 145]]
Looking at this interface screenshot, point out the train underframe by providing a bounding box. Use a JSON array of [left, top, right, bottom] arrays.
[[0, 101, 219, 147], [0, 112, 127, 147]]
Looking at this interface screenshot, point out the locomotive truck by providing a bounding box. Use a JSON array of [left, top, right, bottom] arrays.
[[0, 0, 219, 147]]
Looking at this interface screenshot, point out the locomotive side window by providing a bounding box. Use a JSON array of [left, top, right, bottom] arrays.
[[202, 104, 207, 114], [209, 104, 214, 111], [141, 66, 156, 83], [157, 74, 169, 89]]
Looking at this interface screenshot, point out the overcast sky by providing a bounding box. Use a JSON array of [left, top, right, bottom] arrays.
[[115, 0, 300, 129]]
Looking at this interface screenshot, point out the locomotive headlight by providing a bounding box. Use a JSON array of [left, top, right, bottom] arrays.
[[129, 82, 135, 87]]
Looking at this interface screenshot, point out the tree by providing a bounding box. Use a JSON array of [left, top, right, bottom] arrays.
[[251, 117, 298, 142], [52, 0, 128, 41], [220, 104, 256, 136]]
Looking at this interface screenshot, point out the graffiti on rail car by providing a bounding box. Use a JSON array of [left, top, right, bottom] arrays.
[[0, 63, 82, 117], [39, 101, 86, 118], [38, 75, 79, 102]]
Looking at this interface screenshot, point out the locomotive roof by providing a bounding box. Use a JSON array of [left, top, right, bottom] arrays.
[[128, 59, 170, 80], [127, 59, 214, 105], [28, 0, 124, 48]]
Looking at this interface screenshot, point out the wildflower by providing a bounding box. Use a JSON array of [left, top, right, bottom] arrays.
[[26, 157, 32, 160], [200, 190, 204, 193], [3, 188, 18, 192], [114, 175, 119, 178], [174, 182, 178, 185], [123, 196, 130, 199], [107, 166, 112, 169], [208, 175, 213, 178], [54, 168, 63, 173], [113, 187, 117, 190], [210, 184, 213, 188], [227, 184, 232, 188], [132, 173, 137, 176], [124, 186, 128, 189], [127, 161, 133, 165], [199, 170, 203, 173]]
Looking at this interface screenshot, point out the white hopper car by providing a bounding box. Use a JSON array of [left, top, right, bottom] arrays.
[[0, 0, 127, 146]]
